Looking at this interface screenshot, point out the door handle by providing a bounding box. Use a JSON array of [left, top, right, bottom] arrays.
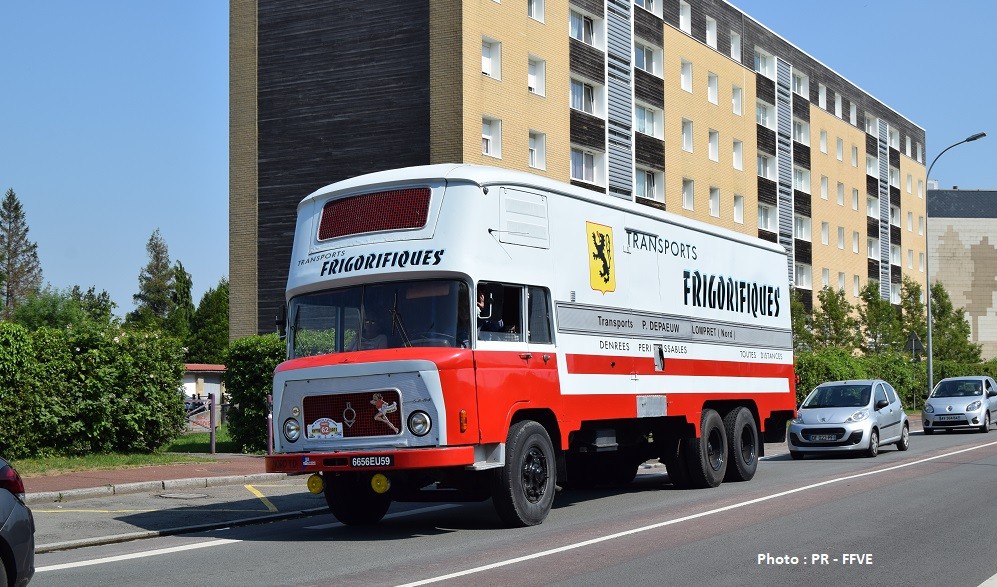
[[519, 352, 533, 360]]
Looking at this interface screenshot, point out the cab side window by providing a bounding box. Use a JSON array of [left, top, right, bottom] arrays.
[[477, 282, 524, 342], [527, 286, 553, 344]]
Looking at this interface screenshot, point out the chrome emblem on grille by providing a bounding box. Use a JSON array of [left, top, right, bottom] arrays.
[[343, 402, 357, 428]]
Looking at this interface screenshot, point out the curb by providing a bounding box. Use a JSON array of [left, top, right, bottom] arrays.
[[25, 473, 288, 506]]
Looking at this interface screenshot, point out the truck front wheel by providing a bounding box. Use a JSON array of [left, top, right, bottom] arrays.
[[492, 420, 556, 527], [323, 472, 392, 526]]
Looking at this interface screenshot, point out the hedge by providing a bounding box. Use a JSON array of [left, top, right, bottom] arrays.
[[224, 333, 285, 453]]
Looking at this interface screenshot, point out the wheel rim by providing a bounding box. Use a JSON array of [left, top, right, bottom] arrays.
[[521, 445, 549, 503], [902, 427, 909, 445], [739, 426, 756, 465], [707, 427, 725, 471], [871, 431, 879, 453]]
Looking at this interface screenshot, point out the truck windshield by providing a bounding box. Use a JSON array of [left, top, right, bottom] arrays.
[[289, 279, 470, 358]]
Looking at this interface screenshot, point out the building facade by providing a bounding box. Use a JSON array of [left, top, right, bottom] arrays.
[[928, 189, 997, 360], [229, 0, 927, 338]]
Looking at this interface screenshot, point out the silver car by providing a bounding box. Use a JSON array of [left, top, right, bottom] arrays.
[[922, 376, 997, 434], [788, 379, 910, 459], [0, 457, 34, 586]]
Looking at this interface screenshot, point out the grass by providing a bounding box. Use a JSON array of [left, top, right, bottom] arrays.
[[12, 425, 242, 478]]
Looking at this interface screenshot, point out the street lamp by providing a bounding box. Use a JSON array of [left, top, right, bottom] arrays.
[[925, 131, 986, 400]]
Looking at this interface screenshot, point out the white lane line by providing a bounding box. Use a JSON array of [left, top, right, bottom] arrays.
[[305, 504, 460, 530], [36, 539, 240, 573], [398, 440, 997, 587]]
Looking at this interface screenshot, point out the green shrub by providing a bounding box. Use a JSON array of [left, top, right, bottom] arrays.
[[862, 352, 919, 407], [793, 348, 865, 403], [0, 323, 38, 459], [224, 334, 286, 453]]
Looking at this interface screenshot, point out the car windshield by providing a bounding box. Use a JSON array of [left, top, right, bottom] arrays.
[[801, 384, 871, 408], [289, 279, 470, 358], [931, 380, 983, 398]]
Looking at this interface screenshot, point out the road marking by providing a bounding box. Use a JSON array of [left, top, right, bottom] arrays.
[[245, 484, 278, 512], [398, 440, 997, 587], [305, 504, 459, 530], [32, 509, 155, 514], [35, 539, 240, 573]]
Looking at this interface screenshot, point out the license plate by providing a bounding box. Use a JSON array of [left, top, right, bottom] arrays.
[[350, 455, 394, 468], [810, 434, 837, 441], [936, 415, 961, 421]]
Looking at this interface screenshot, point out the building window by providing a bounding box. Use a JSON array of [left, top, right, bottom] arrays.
[[821, 222, 829, 245], [635, 0, 656, 14], [867, 237, 878, 260], [836, 138, 843, 161], [890, 205, 900, 226], [635, 43, 660, 76], [889, 166, 900, 188], [636, 104, 661, 138], [793, 119, 810, 145], [528, 131, 546, 169], [733, 194, 744, 224], [867, 196, 878, 218], [818, 83, 826, 109], [732, 85, 743, 115], [837, 227, 845, 249], [907, 249, 913, 269], [819, 130, 827, 153], [757, 153, 775, 180], [866, 155, 878, 176], [889, 127, 899, 149], [795, 263, 812, 289], [852, 188, 859, 210], [865, 113, 877, 135], [918, 180, 923, 199], [836, 182, 844, 206], [794, 214, 811, 241], [820, 175, 828, 200], [851, 145, 858, 167], [706, 17, 717, 49], [907, 211, 913, 231], [919, 252, 924, 271], [707, 73, 718, 104], [732, 139, 743, 170], [569, 10, 594, 45], [528, 0, 544, 21], [570, 78, 595, 114], [907, 174, 912, 193], [849, 103, 857, 126], [822, 268, 829, 288], [917, 142, 923, 163], [528, 57, 546, 95], [753, 47, 774, 78], [682, 178, 695, 210], [756, 101, 772, 129], [710, 187, 720, 217], [482, 117, 502, 157], [730, 31, 741, 61], [682, 119, 693, 152], [636, 168, 661, 200], [891, 281, 901, 304], [918, 215, 924, 235], [679, 1, 691, 34], [571, 147, 596, 183], [834, 93, 842, 118], [680, 60, 693, 92], [793, 166, 810, 193], [852, 231, 859, 253], [708, 129, 719, 161], [906, 136, 912, 157], [792, 71, 809, 97], [758, 203, 774, 231], [838, 272, 846, 291], [482, 38, 501, 78]]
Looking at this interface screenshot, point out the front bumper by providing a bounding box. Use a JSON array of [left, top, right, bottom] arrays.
[[787, 420, 873, 453], [923, 409, 985, 430], [266, 445, 476, 475]]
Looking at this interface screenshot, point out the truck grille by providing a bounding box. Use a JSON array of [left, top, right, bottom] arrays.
[[303, 390, 402, 437]]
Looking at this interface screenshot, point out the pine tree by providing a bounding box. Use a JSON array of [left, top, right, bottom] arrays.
[[165, 260, 194, 341], [187, 277, 229, 364], [0, 188, 43, 320], [126, 228, 174, 329]]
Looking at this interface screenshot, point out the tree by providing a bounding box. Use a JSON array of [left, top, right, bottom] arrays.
[[811, 286, 859, 350], [187, 278, 229, 364], [12, 285, 118, 331], [0, 188, 43, 320], [70, 285, 117, 324], [857, 280, 902, 355], [929, 281, 982, 363], [899, 275, 926, 356], [126, 229, 174, 329], [165, 261, 194, 341], [789, 287, 813, 352]]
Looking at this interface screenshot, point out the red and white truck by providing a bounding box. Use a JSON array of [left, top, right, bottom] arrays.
[[265, 164, 796, 526]]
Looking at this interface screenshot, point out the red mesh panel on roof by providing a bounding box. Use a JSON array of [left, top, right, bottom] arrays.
[[318, 188, 431, 240]]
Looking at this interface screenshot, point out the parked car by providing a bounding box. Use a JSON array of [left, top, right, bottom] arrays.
[[922, 376, 997, 434], [788, 379, 910, 459], [0, 457, 34, 586]]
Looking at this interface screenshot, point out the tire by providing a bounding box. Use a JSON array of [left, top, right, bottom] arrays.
[[684, 409, 728, 489], [923, 427, 934, 436], [865, 428, 879, 458], [723, 407, 759, 482], [0, 557, 7, 587], [663, 439, 692, 488], [323, 473, 391, 526], [896, 423, 910, 451], [979, 412, 990, 433], [789, 450, 805, 460], [491, 420, 556, 527]]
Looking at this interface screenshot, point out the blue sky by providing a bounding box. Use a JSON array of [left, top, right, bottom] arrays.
[[1, 1, 994, 316]]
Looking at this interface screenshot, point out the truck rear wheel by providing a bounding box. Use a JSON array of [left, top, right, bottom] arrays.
[[723, 407, 759, 482], [491, 420, 556, 527], [685, 409, 728, 488], [323, 473, 391, 526]]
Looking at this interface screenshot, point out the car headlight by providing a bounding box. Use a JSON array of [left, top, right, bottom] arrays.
[[966, 401, 982, 412], [283, 418, 301, 442], [407, 411, 432, 436], [791, 415, 804, 424], [924, 404, 934, 413], [844, 409, 870, 423]]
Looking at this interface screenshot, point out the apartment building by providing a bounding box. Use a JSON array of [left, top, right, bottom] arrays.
[[230, 0, 926, 337]]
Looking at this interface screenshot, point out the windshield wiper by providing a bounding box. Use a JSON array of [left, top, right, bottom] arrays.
[[390, 291, 412, 347]]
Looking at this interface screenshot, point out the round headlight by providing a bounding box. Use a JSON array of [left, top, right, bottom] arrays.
[[408, 411, 432, 436], [283, 418, 301, 442]]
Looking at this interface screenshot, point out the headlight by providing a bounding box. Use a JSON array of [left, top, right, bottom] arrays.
[[924, 404, 934, 413], [966, 401, 982, 412], [283, 418, 301, 442], [791, 415, 804, 424], [407, 411, 432, 436], [844, 409, 869, 423]]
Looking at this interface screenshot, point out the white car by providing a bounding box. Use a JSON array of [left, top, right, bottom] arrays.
[[922, 376, 997, 434]]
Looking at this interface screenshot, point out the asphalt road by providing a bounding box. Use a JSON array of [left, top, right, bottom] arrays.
[[32, 430, 997, 587]]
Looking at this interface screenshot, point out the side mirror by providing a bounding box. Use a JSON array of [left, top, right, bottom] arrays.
[[276, 304, 287, 339], [875, 399, 889, 410], [988, 390, 997, 399]]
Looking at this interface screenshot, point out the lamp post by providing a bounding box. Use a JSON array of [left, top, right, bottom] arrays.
[[925, 131, 986, 400]]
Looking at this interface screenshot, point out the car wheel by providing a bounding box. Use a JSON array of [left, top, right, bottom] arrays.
[[896, 423, 910, 451], [789, 450, 804, 460], [865, 428, 879, 458], [491, 420, 556, 527], [723, 407, 759, 482], [923, 427, 934, 436], [980, 412, 990, 434]]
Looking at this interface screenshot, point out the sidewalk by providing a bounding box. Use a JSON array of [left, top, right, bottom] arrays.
[[23, 453, 286, 506]]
